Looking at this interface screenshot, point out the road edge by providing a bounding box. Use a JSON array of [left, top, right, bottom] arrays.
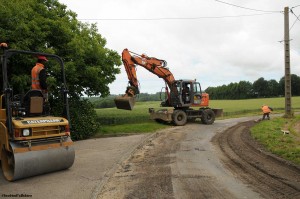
[[90, 132, 160, 199]]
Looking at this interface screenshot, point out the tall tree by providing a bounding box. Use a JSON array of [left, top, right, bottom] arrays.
[[253, 77, 268, 98], [267, 79, 280, 97], [0, 0, 121, 97], [0, 0, 122, 139], [238, 81, 253, 99], [279, 74, 300, 96]]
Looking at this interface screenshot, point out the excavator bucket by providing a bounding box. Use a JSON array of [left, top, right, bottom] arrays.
[[114, 96, 136, 110]]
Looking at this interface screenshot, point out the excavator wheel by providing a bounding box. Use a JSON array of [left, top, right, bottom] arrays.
[[1, 140, 75, 181], [172, 110, 187, 126], [201, 109, 215, 125]]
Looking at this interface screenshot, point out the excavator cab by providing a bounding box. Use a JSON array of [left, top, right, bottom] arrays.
[[0, 48, 74, 181], [168, 80, 208, 108]]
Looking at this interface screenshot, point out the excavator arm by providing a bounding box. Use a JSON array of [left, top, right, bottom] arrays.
[[115, 49, 175, 110], [122, 48, 175, 95]]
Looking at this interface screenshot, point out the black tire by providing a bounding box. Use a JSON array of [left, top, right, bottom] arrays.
[[172, 110, 187, 126], [201, 109, 215, 125]]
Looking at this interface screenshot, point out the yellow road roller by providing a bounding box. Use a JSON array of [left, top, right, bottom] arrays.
[[0, 47, 75, 181]]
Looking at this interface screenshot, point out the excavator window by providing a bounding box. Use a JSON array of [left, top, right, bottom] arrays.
[[182, 83, 191, 104], [193, 83, 202, 105]]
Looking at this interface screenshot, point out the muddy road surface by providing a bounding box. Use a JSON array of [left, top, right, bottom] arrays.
[[98, 118, 300, 199], [213, 121, 300, 199], [1, 117, 299, 199]]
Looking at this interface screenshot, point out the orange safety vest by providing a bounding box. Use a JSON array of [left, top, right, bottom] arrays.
[[262, 105, 271, 113], [31, 63, 45, 90]]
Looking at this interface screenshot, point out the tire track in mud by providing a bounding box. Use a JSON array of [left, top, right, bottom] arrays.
[[97, 127, 185, 199], [212, 121, 300, 199]]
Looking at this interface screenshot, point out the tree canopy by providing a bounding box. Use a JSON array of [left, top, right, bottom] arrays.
[[0, 0, 121, 97], [205, 75, 300, 100], [0, 0, 122, 140]]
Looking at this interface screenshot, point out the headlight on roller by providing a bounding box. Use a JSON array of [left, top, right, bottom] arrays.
[[22, 129, 31, 137]]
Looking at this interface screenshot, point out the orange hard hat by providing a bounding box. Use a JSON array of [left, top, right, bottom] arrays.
[[37, 55, 48, 61]]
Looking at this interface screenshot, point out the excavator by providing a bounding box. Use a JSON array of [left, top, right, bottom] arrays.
[[0, 45, 75, 181], [114, 49, 222, 126]]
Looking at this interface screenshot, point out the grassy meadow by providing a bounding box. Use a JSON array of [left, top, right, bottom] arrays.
[[95, 96, 300, 135]]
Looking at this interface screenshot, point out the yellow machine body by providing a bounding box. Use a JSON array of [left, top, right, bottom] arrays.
[[0, 49, 75, 181], [0, 106, 75, 181]]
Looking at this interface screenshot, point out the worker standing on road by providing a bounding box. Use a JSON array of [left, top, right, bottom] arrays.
[[261, 105, 273, 120], [31, 55, 49, 101]]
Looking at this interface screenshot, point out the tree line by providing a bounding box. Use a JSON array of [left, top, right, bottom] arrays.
[[92, 74, 300, 108], [205, 74, 300, 100]]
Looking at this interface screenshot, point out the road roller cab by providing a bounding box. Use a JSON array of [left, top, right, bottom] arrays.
[[0, 48, 75, 181]]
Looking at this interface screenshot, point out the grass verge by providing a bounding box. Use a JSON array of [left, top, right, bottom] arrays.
[[94, 96, 300, 136], [95, 122, 169, 137], [250, 115, 300, 165]]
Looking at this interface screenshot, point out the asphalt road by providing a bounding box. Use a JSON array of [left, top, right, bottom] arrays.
[[1, 115, 291, 199], [0, 134, 151, 199], [97, 116, 263, 199]]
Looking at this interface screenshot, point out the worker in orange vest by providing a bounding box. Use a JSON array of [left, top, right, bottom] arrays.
[[31, 55, 48, 101], [261, 105, 272, 120]]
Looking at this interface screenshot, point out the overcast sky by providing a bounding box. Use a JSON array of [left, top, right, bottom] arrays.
[[59, 0, 300, 95]]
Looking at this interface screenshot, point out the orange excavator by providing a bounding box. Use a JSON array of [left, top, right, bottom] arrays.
[[114, 49, 222, 126]]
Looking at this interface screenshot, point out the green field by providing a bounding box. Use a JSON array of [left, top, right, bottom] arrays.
[[96, 97, 300, 124], [210, 97, 300, 116]]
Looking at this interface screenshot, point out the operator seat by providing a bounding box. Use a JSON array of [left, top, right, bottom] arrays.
[[23, 90, 44, 116]]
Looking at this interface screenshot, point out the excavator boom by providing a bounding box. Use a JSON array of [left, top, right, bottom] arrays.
[[115, 49, 175, 110]]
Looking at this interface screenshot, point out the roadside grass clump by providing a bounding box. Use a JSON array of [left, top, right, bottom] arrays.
[[95, 101, 161, 125], [95, 101, 166, 136], [95, 122, 169, 137], [250, 115, 300, 165]]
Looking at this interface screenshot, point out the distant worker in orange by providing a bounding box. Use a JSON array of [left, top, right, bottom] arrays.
[[261, 105, 273, 120], [31, 55, 49, 101]]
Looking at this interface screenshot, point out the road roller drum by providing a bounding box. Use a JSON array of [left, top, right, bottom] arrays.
[[1, 138, 75, 181]]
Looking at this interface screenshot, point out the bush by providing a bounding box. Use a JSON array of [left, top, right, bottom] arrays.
[[51, 97, 100, 140]]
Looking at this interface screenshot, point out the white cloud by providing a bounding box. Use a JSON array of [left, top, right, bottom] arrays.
[[59, 0, 300, 94]]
